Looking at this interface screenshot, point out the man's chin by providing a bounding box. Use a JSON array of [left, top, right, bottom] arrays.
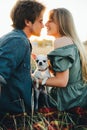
[[33, 33, 40, 37], [36, 35, 40, 37]]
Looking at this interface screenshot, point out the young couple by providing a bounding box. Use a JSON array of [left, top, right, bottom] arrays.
[[0, 0, 87, 119]]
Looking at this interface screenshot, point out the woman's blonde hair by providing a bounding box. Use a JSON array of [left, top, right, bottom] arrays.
[[50, 8, 87, 82]]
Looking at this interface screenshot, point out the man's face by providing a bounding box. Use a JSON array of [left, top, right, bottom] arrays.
[[30, 11, 45, 36]]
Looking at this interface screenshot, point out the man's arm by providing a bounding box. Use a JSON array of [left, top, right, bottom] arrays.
[[0, 84, 1, 95], [0, 75, 7, 95]]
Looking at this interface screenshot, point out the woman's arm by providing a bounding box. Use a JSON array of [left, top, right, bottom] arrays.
[[40, 69, 69, 88]]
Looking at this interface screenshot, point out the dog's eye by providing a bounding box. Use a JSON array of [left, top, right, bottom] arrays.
[[43, 60, 46, 63], [36, 60, 39, 63]]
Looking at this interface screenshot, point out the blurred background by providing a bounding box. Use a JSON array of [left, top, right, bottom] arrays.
[[0, 0, 87, 55]]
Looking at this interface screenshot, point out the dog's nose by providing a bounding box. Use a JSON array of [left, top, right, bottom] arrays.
[[39, 62, 42, 66]]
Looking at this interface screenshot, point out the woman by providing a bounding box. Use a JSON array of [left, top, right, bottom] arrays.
[[41, 8, 87, 111]]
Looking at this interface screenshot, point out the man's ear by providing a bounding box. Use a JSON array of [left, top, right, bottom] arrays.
[[25, 20, 32, 27], [31, 53, 37, 60]]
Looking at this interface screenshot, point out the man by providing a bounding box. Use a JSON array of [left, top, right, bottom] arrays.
[[0, 0, 45, 118]]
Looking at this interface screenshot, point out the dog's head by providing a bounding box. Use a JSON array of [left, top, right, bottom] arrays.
[[35, 54, 48, 71]]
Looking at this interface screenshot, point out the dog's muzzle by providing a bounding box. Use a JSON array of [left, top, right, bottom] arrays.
[[39, 62, 43, 66]]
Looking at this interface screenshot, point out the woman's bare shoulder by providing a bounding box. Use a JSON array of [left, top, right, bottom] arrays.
[[54, 36, 74, 49]]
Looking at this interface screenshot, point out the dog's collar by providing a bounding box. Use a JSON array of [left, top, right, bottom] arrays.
[[38, 67, 48, 72]]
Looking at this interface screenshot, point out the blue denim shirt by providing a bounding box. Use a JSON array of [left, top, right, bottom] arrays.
[[0, 29, 32, 116]]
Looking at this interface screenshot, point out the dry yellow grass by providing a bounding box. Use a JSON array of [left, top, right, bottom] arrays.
[[32, 46, 54, 55]]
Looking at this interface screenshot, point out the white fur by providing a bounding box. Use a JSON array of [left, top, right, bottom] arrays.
[[32, 54, 51, 110], [33, 54, 51, 79]]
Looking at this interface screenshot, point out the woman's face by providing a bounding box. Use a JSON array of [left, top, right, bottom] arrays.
[[45, 11, 59, 38]]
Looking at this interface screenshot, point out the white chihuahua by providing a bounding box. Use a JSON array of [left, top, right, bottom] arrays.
[[34, 54, 51, 79], [32, 54, 51, 111]]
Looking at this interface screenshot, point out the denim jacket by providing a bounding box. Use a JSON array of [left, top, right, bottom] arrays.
[[0, 29, 32, 116]]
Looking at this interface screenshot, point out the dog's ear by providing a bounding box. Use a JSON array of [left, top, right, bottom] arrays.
[[32, 53, 37, 60]]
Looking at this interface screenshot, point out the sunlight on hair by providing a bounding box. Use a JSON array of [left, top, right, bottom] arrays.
[[0, 0, 87, 42]]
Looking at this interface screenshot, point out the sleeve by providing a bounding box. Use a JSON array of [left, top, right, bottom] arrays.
[[47, 47, 76, 72], [0, 37, 29, 83]]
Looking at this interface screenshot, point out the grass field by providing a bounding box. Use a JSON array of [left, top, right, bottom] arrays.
[[32, 46, 54, 55], [0, 44, 87, 130]]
